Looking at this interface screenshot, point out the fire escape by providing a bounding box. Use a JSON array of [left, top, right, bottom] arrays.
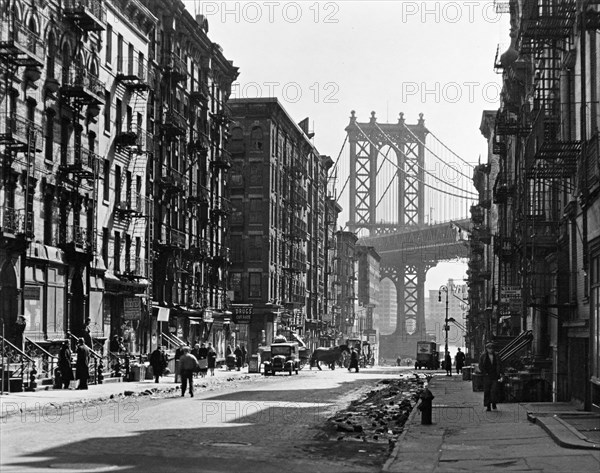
[[282, 152, 307, 315], [57, 0, 106, 263], [114, 53, 155, 284], [519, 0, 580, 300], [0, 11, 44, 251]]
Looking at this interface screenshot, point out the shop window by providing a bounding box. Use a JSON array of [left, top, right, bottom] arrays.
[[47, 266, 66, 337]]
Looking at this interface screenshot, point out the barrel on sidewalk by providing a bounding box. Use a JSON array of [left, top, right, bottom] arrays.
[[462, 366, 473, 381]]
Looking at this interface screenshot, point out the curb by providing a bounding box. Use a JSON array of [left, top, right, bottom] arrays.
[[0, 373, 254, 420], [533, 415, 600, 450], [381, 383, 426, 473]]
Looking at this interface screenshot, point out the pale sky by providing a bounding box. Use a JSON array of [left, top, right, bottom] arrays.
[[184, 0, 509, 290]]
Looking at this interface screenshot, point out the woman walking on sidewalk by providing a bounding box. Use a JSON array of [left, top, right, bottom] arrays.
[[479, 342, 503, 411]]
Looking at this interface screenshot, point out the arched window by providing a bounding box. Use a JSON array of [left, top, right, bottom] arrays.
[[27, 14, 37, 34], [251, 126, 263, 150], [230, 127, 243, 141], [47, 32, 56, 79]]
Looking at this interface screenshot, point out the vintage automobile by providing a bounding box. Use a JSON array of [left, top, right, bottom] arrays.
[[414, 341, 439, 370], [263, 342, 300, 376]]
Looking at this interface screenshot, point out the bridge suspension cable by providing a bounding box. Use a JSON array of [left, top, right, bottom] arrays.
[[397, 123, 475, 182], [367, 123, 478, 198], [427, 129, 475, 169]]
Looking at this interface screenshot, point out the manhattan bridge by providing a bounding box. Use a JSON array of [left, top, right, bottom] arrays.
[[333, 111, 477, 359]]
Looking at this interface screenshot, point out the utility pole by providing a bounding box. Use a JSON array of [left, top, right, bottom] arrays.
[[439, 285, 449, 355]]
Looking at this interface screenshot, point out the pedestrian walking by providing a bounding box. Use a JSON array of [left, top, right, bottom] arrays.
[[75, 338, 90, 390], [479, 342, 503, 411], [444, 352, 452, 376], [207, 343, 217, 376], [192, 344, 201, 377], [198, 343, 208, 377], [234, 345, 243, 371], [58, 341, 74, 389], [150, 346, 169, 383], [241, 345, 247, 367], [174, 344, 184, 383], [179, 346, 198, 397], [348, 348, 360, 373], [455, 348, 466, 375]]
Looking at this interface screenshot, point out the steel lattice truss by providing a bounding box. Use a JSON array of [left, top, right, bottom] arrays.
[[344, 111, 468, 358], [346, 112, 427, 236]]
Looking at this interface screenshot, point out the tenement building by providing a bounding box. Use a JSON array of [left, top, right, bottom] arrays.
[[0, 0, 237, 387], [225, 98, 337, 354], [469, 0, 600, 410]]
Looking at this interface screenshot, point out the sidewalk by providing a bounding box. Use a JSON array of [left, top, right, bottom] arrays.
[[0, 368, 253, 420], [383, 375, 600, 473]]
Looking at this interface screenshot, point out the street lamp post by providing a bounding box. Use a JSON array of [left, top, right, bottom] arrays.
[[439, 285, 449, 355]]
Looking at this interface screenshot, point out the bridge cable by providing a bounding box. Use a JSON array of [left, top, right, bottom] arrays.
[[364, 123, 478, 198], [354, 123, 477, 200], [393, 123, 475, 182], [332, 133, 348, 174], [374, 122, 477, 196], [427, 130, 476, 169]]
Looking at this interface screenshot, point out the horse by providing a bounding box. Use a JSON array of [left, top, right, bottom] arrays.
[[309, 345, 350, 370]]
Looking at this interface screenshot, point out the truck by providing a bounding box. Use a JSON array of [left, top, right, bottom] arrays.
[[414, 341, 439, 370]]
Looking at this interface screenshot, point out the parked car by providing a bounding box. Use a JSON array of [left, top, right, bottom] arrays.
[[263, 342, 300, 376]]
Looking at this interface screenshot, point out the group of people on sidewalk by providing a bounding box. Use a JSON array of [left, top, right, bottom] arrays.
[[57, 338, 93, 390], [149, 342, 227, 396], [443, 348, 466, 376]]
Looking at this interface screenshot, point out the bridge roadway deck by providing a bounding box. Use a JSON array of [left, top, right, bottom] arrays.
[[358, 219, 471, 263]]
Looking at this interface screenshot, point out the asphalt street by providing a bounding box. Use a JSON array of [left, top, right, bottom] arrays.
[[0, 367, 406, 473]]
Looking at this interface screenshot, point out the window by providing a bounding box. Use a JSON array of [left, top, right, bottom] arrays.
[[251, 127, 263, 150], [105, 24, 112, 65], [115, 165, 121, 203], [114, 231, 121, 273], [125, 234, 131, 272], [128, 43, 134, 75], [116, 98, 122, 132], [117, 34, 123, 72], [44, 196, 53, 245], [249, 198, 262, 224], [104, 91, 111, 132], [248, 235, 262, 261], [103, 159, 110, 201], [249, 273, 262, 298], [45, 112, 54, 161], [230, 272, 242, 302], [249, 166, 262, 186], [102, 228, 109, 266]]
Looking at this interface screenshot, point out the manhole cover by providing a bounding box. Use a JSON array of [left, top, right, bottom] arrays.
[[48, 464, 124, 471], [202, 441, 252, 447]]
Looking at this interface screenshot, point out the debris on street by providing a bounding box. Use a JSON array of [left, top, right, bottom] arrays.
[[326, 373, 428, 447]]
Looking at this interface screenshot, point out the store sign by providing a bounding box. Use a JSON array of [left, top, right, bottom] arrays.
[[24, 286, 41, 300], [203, 309, 214, 323], [500, 286, 521, 308], [123, 297, 142, 320], [231, 304, 253, 324]]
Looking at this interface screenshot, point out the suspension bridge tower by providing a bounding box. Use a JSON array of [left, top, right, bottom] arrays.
[[345, 110, 430, 361]]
